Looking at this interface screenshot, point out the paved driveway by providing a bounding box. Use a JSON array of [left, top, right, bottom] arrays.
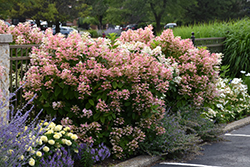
[[152, 124, 250, 167]]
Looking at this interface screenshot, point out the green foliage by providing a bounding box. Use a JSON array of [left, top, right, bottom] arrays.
[[180, 0, 248, 25], [223, 18, 250, 78], [86, 29, 99, 38], [220, 65, 230, 78], [172, 20, 229, 39], [80, 146, 95, 167], [106, 33, 119, 48]]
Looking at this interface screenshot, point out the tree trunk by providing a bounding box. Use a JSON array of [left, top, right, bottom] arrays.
[[55, 20, 60, 34], [48, 21, 53, 27], [99, 15, 103, 30], [155, 17, 162, 34], [36, 19, 40, 28]]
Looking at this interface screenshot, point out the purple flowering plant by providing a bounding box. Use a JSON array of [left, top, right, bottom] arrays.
[[74, 142, 110, 167], [38, 147, 74, 167], [0, 86, 53, 167]]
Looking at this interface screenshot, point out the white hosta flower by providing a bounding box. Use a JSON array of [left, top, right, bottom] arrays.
[[245, 73, 250, 77], [240, 71, 246, 74]]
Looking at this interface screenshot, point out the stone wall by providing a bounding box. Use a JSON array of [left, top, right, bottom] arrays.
[[0, 34, 13, 123]]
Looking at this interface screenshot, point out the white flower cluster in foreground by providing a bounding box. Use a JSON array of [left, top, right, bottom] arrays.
[[204, 77, 250, 122]]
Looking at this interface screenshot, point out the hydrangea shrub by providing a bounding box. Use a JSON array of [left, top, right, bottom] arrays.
[[22, 25, 221, 158], [204, 77, 250, 123], [0, 20, 43, 44]]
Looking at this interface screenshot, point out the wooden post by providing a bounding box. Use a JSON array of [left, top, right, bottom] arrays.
[[191, 32, 195, 46]]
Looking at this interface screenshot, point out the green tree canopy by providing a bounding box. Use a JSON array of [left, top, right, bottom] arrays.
[[180, 0, 250, 25], [107, 0, 196, 33], [8, 0, 90, 33]]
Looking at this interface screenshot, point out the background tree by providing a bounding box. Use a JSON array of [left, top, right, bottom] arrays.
[[106, 0, 149, 26], [107, 0, 196, 33], [180, 0, 250, 25], [85, 0, 109, 29], [8, 0, 90, 33]]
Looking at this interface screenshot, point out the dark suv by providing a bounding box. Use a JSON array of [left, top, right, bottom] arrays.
[[125, 24, 138, 31]]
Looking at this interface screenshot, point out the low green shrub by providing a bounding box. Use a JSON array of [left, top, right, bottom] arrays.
[[177, 106, 224, 142], [139, 110, 202, 157]]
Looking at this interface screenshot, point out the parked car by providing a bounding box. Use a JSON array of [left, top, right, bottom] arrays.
[[27, 20, 36, 27], [164, 23, 177, 29], [115, 25, 121, 30], [125, 24, 138, 31], [4, 21, 11, 27], [52, 26, 77, 37]]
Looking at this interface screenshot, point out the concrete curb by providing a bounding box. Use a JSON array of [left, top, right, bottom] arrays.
[[114, 116, 250, 167], [223, 116, 250, 133]]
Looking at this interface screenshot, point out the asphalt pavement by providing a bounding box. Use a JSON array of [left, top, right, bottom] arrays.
[[114, 116, 250, 167], [152, 123, 250, 167]]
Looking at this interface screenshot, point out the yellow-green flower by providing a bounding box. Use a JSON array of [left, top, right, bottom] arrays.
[[62, 139, 67, 144], [65, 140, 72, 146], [45, 130, 54, 135], [36, 139, 43, 145], [53, 134, 61, 140], [67, 132, 73, 137], [36, 151, 42, 157], [18, 155, 24, 160], [43, 146, 50, 152], [48, 122, 56, 129], [63, 127, 70, 131], [71, 134, 78, 140], [59, 130, 65, 135], [55, 142, 61, 148], [48, 139, 55, 145], [7, 149, 14, 155], [54, 125, 63, 131], [28, 158, 35, 166], [26, 146, 32, 152], [40, 135, 48, 142]]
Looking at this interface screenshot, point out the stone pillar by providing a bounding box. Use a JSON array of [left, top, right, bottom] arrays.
[[0, 34, 13, 124]]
